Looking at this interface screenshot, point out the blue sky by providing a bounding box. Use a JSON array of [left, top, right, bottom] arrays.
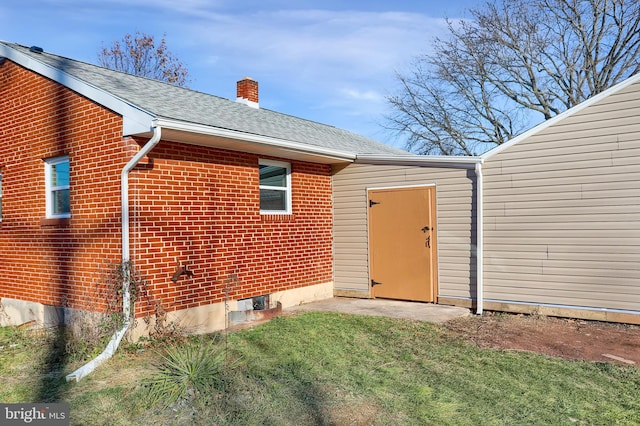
[[1, 0, 478, 148]]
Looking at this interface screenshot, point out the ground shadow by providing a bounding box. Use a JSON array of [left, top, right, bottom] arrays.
[[35, 325, 70, 401]]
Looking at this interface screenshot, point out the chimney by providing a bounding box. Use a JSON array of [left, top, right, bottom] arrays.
[[236, 77, 259, 108]]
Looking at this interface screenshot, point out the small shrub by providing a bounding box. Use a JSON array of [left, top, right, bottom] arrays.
[[145, 340, 225, 408]]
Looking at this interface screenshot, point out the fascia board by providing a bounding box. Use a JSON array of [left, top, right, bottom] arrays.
[[154, 118, 357, 162], [0, 43, 155, 135], [481, 72, 640, 161], [355, 154, 481, 169]]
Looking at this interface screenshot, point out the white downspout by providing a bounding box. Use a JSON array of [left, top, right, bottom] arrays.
[[66, 125, 162, 382], [475, 161, 484, 315]]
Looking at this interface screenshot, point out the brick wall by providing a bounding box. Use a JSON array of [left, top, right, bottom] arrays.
[[0, 60, 132, 313], [237, 77, 258, 103], [129, 140, 334, 317], [0, 61, 334, 319]]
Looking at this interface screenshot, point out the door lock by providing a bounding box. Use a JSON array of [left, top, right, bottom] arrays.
[[421, 226, 430, 233]]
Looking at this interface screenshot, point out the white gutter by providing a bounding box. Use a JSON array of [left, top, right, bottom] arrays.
[[356, 153, 480, 167], [474, 161, 484, 315], [66, 125, 162, 382], [155, 118, 357, 163]]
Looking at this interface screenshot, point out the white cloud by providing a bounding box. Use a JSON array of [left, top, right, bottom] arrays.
[[187, 9, 445, 76], [176, 7, 448, 137], [340, 88, 385, 103]]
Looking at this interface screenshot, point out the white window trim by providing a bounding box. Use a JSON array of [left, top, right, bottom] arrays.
[[259, 159, 292, 215], [44, 155, 71, 219]]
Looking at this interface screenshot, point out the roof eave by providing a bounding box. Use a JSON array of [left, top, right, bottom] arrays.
[[153, 118, 357, 164]]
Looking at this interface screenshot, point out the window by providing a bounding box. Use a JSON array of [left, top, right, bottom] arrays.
[[259, 159, 291, 214], [44, 156, 70, 218]]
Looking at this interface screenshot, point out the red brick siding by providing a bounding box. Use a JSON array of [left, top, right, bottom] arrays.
[[129, 141, 333, 317], [0, 61, 334, 319], [0, 61, 131, 312]]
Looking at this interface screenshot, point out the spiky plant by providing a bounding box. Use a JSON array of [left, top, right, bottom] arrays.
[[146, 340, 225, 407]]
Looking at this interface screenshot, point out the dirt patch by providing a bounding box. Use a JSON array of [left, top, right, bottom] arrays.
[[444, 312, 640, 366]]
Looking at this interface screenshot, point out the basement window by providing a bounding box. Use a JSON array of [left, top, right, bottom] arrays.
[[259, 159, 291, 214], [44, 156, 71, 218]]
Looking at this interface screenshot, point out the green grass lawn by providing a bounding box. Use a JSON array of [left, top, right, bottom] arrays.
[[2, 312, 639, 425]]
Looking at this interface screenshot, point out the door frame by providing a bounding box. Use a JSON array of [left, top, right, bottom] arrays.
[[366, 183, 439, 301]]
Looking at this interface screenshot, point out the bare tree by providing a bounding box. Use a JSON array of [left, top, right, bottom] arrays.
[[387, 0, 640, 155], [98, 32, 189, 87]]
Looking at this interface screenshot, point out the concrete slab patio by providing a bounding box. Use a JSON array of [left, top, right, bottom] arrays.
[[285, 297, 470, 323]]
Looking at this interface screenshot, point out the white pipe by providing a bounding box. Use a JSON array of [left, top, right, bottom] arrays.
[[475, 162, 484, 315], [66, 126, 162, 382], [121, 126, 162, 263]]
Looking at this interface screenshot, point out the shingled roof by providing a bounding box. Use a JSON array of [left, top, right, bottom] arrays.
[[0, 42, 407, 160]]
